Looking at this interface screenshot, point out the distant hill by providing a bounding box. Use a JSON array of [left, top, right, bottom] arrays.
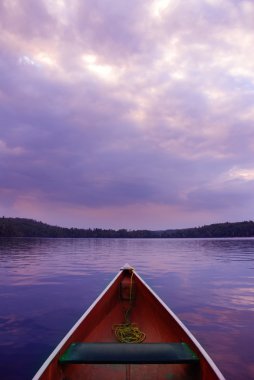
[[0, 217, 153, 238], [0, 217, 254, 238], [159, 221, 254, 238]]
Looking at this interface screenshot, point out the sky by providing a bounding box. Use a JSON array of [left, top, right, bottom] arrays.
[[0, 0, 254, 230]]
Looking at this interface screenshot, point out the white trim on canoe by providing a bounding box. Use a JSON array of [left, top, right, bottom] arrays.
[[135, 271, 225, 380], [33, 267, 225, 380], [32, 271, 122, 380]]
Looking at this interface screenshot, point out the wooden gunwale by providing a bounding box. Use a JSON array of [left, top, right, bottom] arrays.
[[32, 271, 122, 380], [134, 271, 225, 380]]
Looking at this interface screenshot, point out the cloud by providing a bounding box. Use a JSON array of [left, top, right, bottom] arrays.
[[0, 0, 254, 228]]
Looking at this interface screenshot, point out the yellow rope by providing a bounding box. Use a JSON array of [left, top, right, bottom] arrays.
[[113, 323, 146, 343], [129, 270, 134, 300], [113, 270, 146, 343]]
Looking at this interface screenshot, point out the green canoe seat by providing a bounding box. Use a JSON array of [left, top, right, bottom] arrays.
[[59, 342, 199, 365]]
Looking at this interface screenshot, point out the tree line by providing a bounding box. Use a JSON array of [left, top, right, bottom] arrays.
[[0, 217, 254, 238]]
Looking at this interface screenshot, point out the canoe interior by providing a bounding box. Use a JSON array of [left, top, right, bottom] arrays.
[[34, 269, 223, 380]]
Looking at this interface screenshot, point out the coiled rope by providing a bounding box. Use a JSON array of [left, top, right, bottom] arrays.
[[112, 270, 146, 343], [113, 322, 146, 343]]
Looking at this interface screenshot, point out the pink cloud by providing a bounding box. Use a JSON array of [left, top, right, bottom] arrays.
[[0, 0, 254, 228]]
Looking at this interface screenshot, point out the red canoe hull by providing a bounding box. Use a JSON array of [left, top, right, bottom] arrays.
[[33, 266, 225, 380]]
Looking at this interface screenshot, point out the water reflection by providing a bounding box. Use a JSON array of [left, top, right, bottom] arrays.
[[0, 238, 254, 379]]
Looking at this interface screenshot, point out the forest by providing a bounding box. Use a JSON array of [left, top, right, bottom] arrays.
[[0, 217, 254, 238]]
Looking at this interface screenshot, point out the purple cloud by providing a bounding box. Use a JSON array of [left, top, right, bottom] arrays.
[[0, 0, 254, 228]]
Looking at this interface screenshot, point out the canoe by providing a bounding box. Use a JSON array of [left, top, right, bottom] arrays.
[[33, 264, 225, 380]]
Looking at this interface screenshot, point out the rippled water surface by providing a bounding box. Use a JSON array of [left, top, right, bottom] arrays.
[[0, 238, 254, 379]]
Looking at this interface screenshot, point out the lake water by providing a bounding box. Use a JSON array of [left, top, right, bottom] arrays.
[[0, 238, 254, 380]]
